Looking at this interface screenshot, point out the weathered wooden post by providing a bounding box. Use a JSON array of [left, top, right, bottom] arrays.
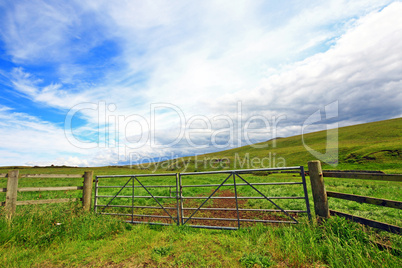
[[82, 171, 94, 211], [5, 170, 19, 218], [308, 160, 329, 219]]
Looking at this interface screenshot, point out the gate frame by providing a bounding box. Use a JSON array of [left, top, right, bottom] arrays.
[[94, 173, 179, 226], [94, 166, 311, 229], [179, 166, 311, 230]]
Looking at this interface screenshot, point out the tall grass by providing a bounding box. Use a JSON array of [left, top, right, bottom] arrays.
[[0, 203, 401, 267], [0, 203, 129, 247]]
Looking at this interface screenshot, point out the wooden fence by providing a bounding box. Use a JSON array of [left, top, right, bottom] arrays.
[[307, 160, 401, 234], [0, 170, 94, 217], [2, 164, 401, 234]]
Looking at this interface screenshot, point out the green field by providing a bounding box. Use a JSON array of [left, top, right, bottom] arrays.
[[0, 118, 401, 267], [159, 117, 401, 174]]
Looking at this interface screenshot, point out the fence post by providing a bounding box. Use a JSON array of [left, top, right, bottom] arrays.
[[5, 170, 19, 218], [82, 171, 94, 211], [308, 160, 329, 219]]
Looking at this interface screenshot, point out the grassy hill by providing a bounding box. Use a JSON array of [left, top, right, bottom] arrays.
[[1, 118, 400, 175], [0, 118, 401, 267], [161, 117, 401, 173]]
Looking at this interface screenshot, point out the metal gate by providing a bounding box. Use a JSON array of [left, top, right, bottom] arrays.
[[94, 166, 311, 229], [95, 173, 180, 226]]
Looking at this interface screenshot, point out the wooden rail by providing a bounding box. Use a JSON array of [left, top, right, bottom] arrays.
[[308, 161, 402, 234], [322, 171, 402, 182], [2, 186, 84, 192], [16, 198, 82, 206], [0, 174, 84, 178], [1, 198, 81, 206], [21, 174, 84, 178], [330, 210, 401, 234], [327, 191, 402, 209], [17, 186, 84, 192], [1, 170, 94, 217]]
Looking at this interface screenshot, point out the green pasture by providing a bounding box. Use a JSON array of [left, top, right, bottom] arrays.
[[0, 202, 401, 267], [0, 117, 401, 267]]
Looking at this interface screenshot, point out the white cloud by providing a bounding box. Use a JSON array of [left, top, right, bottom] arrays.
[[219, 2, 402, 122], [1, 0, 78, 63], [0, 1, 401, 166], [9, 67, 93, 110], [0, 106, 86, 165]]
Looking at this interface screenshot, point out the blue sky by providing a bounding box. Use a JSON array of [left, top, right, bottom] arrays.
[[0, 0, 401, 166]]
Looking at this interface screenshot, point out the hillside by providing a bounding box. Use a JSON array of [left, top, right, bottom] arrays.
[[0, 118, 401, 268], [1, 118, 400, 174], [162, 117, 402, 173]]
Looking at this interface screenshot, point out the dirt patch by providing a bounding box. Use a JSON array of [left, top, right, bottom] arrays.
[[125, 189, 299, 228]]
